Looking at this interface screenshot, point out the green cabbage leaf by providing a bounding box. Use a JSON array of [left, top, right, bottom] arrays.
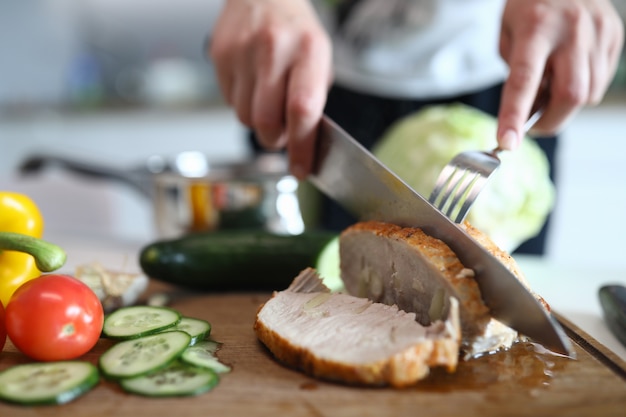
[[372, 103, 555, 252]]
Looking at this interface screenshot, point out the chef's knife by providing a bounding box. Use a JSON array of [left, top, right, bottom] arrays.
[[308, 115, 575, 357]]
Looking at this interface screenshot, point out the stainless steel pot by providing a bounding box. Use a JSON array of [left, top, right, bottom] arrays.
[[19, 151, 309, 238]]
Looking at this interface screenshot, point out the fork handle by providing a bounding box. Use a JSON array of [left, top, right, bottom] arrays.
[[524, 107, 544, 132], [524, 87, 550, 132]]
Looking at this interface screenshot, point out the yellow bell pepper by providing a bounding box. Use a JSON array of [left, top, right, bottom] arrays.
[[0, 192, 66, 307]]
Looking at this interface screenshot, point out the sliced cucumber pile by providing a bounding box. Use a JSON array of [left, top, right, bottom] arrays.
[[102, 305, 181, 339], [98, 305, 230, 398], [0, 361, 99, 406]]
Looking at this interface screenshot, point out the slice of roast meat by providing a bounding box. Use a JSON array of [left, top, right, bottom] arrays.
[[254, 268, 461, 387], [339, 221, 549, 357]]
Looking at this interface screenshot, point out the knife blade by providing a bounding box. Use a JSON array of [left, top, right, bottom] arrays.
[[308, 115, 575, 357]]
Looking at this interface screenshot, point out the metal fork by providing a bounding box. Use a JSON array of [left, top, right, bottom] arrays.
[[428, 108, 544, 223]]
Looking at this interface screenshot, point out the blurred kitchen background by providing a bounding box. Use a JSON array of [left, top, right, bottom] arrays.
[[1, 0, 626, 270]]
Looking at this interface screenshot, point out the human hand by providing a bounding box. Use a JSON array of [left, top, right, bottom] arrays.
[[497, 0, 624, 149], [208, 0, 333, 179]]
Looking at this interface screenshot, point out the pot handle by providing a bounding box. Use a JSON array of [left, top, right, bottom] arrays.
[[18, 153, 152, 198]]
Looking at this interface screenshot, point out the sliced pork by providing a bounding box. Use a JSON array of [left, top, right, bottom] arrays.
[[254, 268, 461, 387], [339, 221, 549, 357]]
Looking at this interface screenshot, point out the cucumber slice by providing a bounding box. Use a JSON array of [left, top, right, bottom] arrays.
[[0, 361, 99, 406], [99, 331, 191, 379], [195, 339, 221, 355], [103, 305, 181, 339], [181, 340, 231, 374], [168, 317, 211, 345], [119, 362, 218, 397]]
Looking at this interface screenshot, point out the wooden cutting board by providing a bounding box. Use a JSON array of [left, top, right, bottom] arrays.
[[1, 280, 625, 417]]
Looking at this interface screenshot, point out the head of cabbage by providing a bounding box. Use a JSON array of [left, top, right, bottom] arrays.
[[372, 103, 555, 253]]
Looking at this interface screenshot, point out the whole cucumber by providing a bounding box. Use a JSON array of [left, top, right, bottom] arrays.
[[139, 230, 337, 291]]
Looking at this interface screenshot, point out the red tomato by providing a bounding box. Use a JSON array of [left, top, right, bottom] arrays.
[[5, 274, 104, 361], [0, 301, 6, 352]]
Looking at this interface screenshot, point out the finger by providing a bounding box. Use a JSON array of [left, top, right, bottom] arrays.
[[608, 15, 626, 77], [209, 35, 236, 105], [587, 20, 610, 105], [534, 51, 588, 136], [212, 57, 235, 106], [588, 51, 609, 106], [535, 23, 591, 134], [251, 27, 292, 150], [589, 9, 624, 104], [231, 47, 256, 128], [208, 17, 241, 107], [497, 34, 552, 150], [499, 27, 512, 62], [285, 33, 332, 180]]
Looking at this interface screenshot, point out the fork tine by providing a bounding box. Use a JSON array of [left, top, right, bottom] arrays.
[[429, 153, 499, 223], [429, 164, 458, 205], [445, 170, 482, 221], [430, 166, 475, 218], [438, 168, 466, 208], [431, 167, 464, 210], [452, 174, 489, 223]]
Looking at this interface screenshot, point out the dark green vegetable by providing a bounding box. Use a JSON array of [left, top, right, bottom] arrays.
[[139, 230, 337, 291], [599, 284, 626, 348]]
